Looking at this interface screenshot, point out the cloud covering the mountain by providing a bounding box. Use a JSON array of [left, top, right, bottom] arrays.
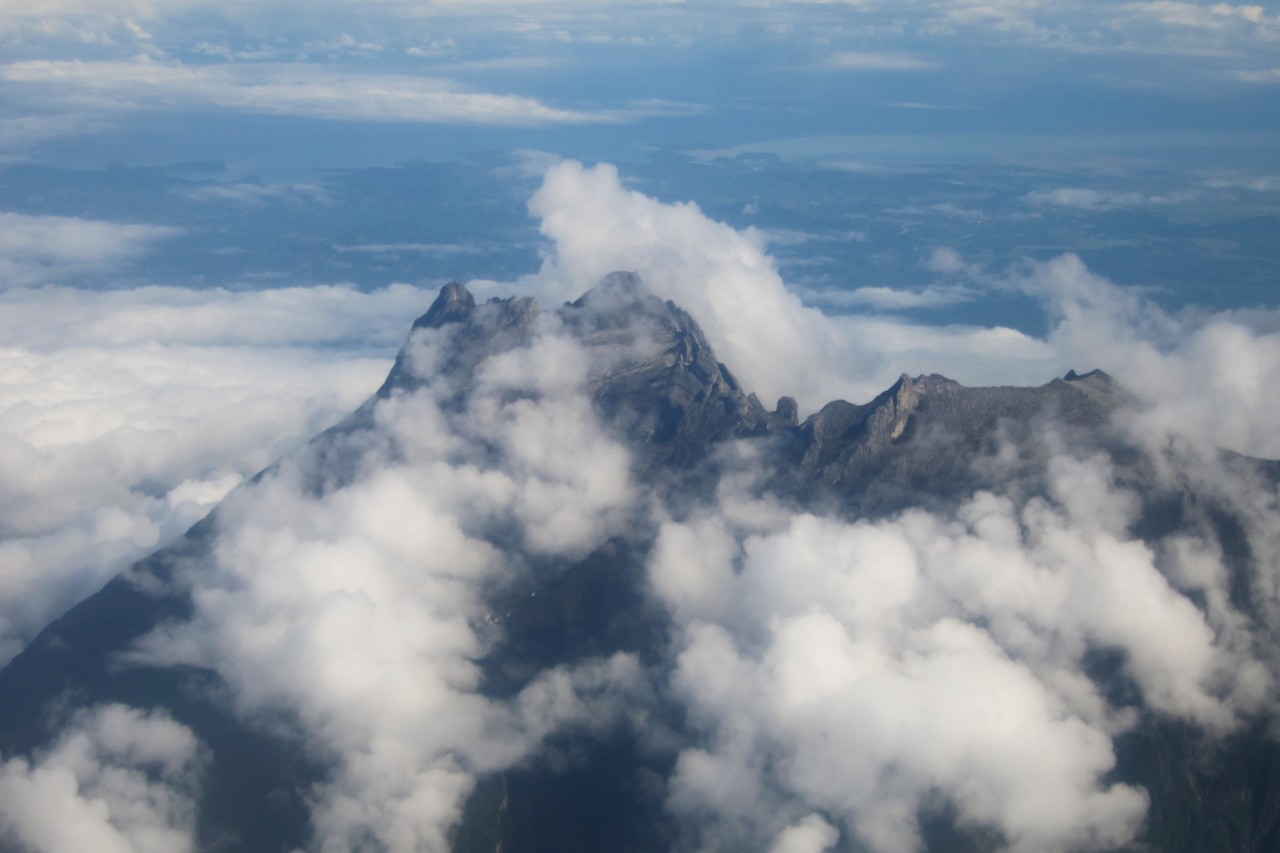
[[130, 307, 647, 850], [515, 160, 1061, 413], [2, 160, 1279, 850], [0, 284, 429, 664], [650, 447, 1272, 851], [1025, 253, 1280, 459], [510, 161, 1280, 849], [0, 704, 204, 853]]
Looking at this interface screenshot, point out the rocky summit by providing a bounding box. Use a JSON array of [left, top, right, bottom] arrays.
[[1, 274, 1278, 853]]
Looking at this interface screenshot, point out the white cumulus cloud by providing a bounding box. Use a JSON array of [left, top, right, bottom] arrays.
[[651, 446, 1267, 850], [0, 211, 179, 289], [1025, 253, 1280, 459], [0, 283, 431, 665], [0, 704, 203, 853]]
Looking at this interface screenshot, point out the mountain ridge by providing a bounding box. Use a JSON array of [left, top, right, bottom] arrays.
[[1, 273, 1277, 853]]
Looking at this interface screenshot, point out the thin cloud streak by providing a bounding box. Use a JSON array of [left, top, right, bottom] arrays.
[[820, 51, 939, 71], [0, 59, 610, 126]]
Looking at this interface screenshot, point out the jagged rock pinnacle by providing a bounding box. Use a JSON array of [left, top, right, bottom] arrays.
[[1064, 368, 1113, 384], [775, 397, 799, 427], [415, 281, 476, 329]]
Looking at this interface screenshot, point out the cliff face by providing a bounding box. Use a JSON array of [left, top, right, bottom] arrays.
[[0, 274, 1276, 853], [561, 271, 785, 466]]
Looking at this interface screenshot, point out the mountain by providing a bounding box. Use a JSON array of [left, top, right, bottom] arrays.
[[1, 273, 1278, 852]]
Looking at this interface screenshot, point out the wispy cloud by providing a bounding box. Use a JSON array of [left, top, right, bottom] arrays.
[[1235, 67, 1280, 82], [0, 58, 609, 126], [878, 100, 967, 109], [1103, 1, 1280, 56], [922, 0, 1054, 40], [432, 55, 564, 73], [334, 241, 486, 255], [0, 111, 114, 157], [0, 211, 179, 288], [180, 181, 334, 206], [918, 0, 1280, 56], [1025, 186, 1198, 210], [803, 284, 979, 311], [820, 50, 939, 71], [1202, 172, 1280, 190], [1126, 1, 1274, 30]]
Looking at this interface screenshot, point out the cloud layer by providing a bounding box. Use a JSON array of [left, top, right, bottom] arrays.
[[0, 704, 203, 853], [0, 211, 179, 288], [1, 59, 603, 126], [0, 282, 430, 665], [649, 442, 1271, 851]]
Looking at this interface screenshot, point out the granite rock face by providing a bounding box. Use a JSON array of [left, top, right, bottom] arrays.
[[558, 271, 784, 466], [785, 369, 1126, 512]]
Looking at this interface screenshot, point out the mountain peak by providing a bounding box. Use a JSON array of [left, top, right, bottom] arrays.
[[557, 272, 775, 464], [414, 281, 476, 330], [383, 273, 776, 464], [579, 270, 647, 300], [1064, 368, 1112, 384], [566, 270, 665, 325]]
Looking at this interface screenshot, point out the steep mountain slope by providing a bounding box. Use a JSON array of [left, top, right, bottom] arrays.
[[1, 274, 1277, 852]]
